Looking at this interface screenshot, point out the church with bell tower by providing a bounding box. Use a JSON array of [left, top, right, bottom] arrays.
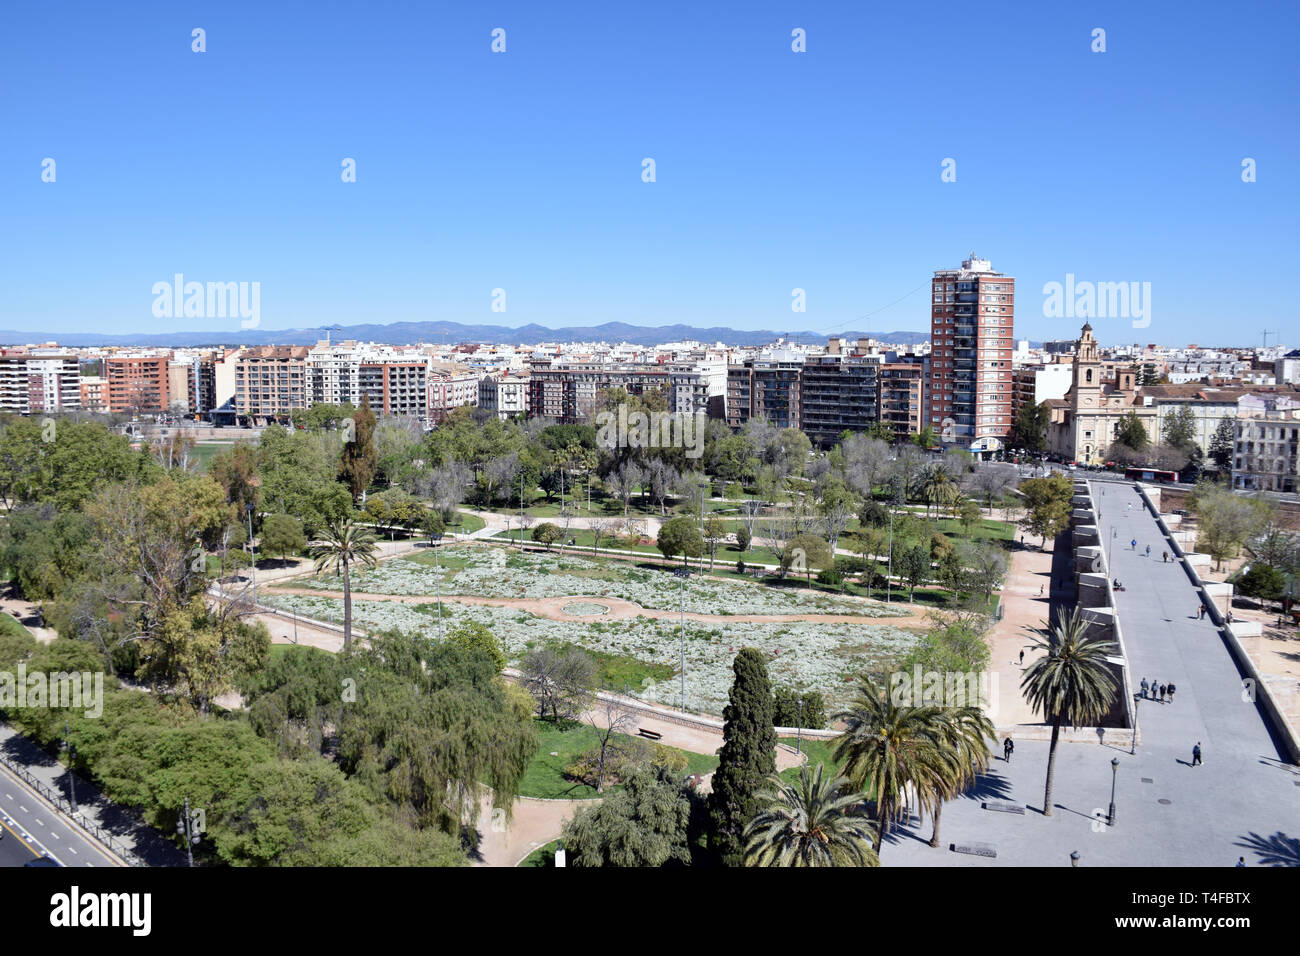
[[1046, 323, 1155, 464]]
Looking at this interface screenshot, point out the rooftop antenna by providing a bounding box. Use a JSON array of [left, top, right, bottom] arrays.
[[1260, 329, 1278, 348]]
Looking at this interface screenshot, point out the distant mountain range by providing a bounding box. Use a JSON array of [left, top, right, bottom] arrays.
[[0, 321, 937, 349]]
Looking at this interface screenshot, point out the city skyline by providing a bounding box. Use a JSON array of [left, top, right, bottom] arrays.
[[2, 1, 1296, 341]]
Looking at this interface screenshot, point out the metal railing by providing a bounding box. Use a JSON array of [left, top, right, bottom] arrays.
[[0, 747, 143, 867]]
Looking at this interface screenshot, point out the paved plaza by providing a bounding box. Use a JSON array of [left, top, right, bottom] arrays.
[[884, 480, 1300, 867]]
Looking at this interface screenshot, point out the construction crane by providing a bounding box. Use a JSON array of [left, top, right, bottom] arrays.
[[1260, 329, 1279, 348]]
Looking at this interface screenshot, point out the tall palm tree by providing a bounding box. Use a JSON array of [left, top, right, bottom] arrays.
[[919, 463, 957, 518], [926, 706, 996, 848], [1021, 607, 1118, 816], [832, 677, 950, 854], [310, 516, 379, 653], [743, 764, 879, 867]]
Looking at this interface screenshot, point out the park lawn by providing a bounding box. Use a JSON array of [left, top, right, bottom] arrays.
[[0, 611, 34, 640], [545, 641, 674, 692], [189, 442, 233, 472], [518, 839, 562, 867], [520, 719, 719, 800], [451, 511, 485, 534], [931, 516, 1015, 544], [778, 736, 844, 784]]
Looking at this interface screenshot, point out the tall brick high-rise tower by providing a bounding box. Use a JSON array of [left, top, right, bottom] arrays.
[[929, 253, 1015, 453]]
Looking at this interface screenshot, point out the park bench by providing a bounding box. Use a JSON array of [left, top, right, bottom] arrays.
[[638, 728, 663, 741]]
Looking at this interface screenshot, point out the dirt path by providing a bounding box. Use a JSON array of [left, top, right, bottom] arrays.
[[262, 585, 934, 628], [0, 586, 59, 645]]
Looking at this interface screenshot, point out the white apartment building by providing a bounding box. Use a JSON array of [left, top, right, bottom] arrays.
[[478, 369, 530, 420], [0, 352, 81, 413]]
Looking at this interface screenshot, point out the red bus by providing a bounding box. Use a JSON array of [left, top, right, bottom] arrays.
[[1124, 467, 1180, 484]]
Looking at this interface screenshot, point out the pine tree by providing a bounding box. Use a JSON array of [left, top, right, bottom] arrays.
[[708, 648, 777, 865], [1208, 417, 1235, 474], [339, 396, 378, 504]]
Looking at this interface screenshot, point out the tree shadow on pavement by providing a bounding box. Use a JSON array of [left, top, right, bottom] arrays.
[[1235, 831, 1300, 867]]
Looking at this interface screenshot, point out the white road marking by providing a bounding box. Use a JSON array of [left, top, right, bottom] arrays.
[[68, 847, 77, 854], [18, 805, 29, 813]]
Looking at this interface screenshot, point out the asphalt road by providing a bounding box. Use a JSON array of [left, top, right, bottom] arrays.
[[0, 761, 122, 868]]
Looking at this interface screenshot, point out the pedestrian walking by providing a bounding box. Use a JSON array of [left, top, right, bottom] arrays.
[[1197, 605, 1204, 619], [1039, 584, 1044, 596], [1167, 682, 1176, 702], [1018, 649, 1025, 666], [1162, 551, 1168, 563], [1226, 611, 1234, 624], [1159, 683, 1167, 702], [1145, 544, 1151, 558], [1003, 737, 1014, 763], [1192, 742, 1202, 766], [1140, 678, 1149, 699], [1131, 538, 1137, 550]]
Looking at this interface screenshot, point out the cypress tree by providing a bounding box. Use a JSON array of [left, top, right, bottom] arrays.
[[708, 648, 777, 865], [339, 396, 378, 504]]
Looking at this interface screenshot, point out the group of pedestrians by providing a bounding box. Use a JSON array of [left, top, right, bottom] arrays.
[[1140, 677, 1176, 703]]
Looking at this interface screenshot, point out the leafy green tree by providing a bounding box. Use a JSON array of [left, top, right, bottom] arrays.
[[446, 621, 507, 672], [1208, 417, 1236, 474], [1114, 411, 1149, 452], [1020, 608, 1118, 817], [260, 514, 306, 562], [531, 521, 563, 549], [902, 614, 992, 674], [1162, 405, 1198, 453], [1018, 474, 1073, 548], [897, 544, 930, 600], [656, 515, 704, 566], [339, 397, 378, 504], [335, 634, 537, 836], [734, 526, 752, 553], [561, 767, 693, 867], [743, 765, 878, 867], [309, 516, 379, 653], [785, 533, 831, 583], [702, 514, 728, 571], [0, 418, 148, 512], [1011, 400, 1050, 454], [1191, 481, 1273, 570], [708, 648, 777, 865], [771, 686, 827, 729], [1237, 563, 1286, 611]]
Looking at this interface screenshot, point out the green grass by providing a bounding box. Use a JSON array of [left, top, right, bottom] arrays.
[[778, 736, 844, 784], [520, 719, 718, 799], [451, 511, 485, 534], [0, 611, 34, 640], [189, 442, 233, 472], [518, 839, 562, 867], [546, 641, 674, 692]]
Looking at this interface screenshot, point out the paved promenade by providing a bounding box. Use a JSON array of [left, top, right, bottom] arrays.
[[884, 480, 1300, 867]]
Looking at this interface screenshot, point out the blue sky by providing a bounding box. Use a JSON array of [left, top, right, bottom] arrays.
[[1, 0, 1296, 345]]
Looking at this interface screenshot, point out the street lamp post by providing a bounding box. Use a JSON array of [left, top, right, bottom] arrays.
[[1130, 694, 1139, 755], [62, 722, 76, 813], [1108, 756, 1119, 826], [796, 697, 804, 756], [433, 532, 444, 639], [674, 567, 691, 713], [246, 503, 257, 605], [177, 797, 200, 868]]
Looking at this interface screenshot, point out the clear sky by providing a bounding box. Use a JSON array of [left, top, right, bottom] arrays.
[[1, 0, 1296, 346]]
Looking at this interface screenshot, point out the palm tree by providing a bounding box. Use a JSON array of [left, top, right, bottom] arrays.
[[1021, 607, 1118, 816], [919, 463, 957, 518], [832, 677, 950, 854], [310, 516, 379, 653], [926, 706, 996, 848], [743, 764, 879, 867]]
